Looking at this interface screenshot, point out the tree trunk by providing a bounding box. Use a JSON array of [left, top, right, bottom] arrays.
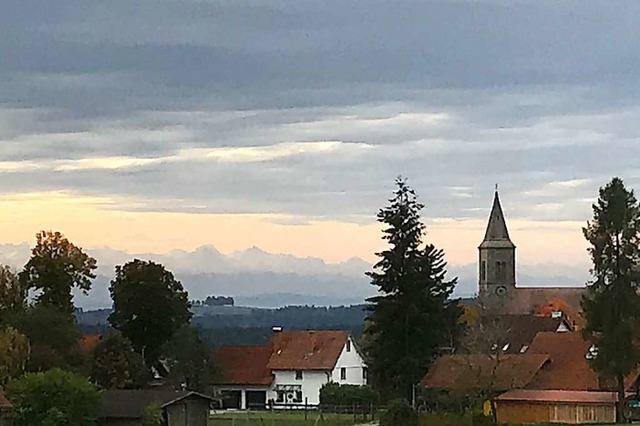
[[617, 374, 625, 423]]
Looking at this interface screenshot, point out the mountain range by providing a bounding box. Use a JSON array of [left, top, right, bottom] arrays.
[[0, 243, 590, 310]]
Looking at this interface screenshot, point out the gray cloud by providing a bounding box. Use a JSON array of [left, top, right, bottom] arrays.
[[2, 0, 640, 223]]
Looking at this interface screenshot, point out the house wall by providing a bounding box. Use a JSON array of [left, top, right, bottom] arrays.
[[270, 370, 330, 406], [331, 336, 367, 385], [495, 401, 616, 424]]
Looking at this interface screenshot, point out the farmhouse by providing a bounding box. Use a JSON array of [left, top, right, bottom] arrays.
[[215, 329, 367, 409]]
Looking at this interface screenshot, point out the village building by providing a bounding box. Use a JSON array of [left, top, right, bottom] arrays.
[[98, 390, 214, 426], [478, 190, 585, 323], [494, 389, 618, 424], [215, 329, 367, 409]]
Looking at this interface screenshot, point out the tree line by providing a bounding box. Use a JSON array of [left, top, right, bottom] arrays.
[[0, 231, 216, 424]]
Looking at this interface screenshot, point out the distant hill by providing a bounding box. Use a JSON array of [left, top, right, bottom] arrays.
[[0, 243, 589, 309]]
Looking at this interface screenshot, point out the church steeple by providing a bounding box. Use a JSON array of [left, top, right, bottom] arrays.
[[478, 189, 516, 300], [480, 190, 515, 248]]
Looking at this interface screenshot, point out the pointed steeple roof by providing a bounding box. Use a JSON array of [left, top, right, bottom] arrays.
[[480, 190, 515, 249]]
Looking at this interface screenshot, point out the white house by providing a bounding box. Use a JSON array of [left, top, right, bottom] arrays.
[[215, 330, 368, 409]]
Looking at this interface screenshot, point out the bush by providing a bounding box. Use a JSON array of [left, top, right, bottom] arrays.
[[141, 403, 163, 426], [381, 398, 418, 426], [319, 382, 378, 407], [6, 368, 101, 426]]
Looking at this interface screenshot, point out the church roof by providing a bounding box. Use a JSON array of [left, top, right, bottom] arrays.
[[480, 191, 515, 249]]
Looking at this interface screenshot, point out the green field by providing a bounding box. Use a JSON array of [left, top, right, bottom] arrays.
[[209, 411, 373, 426]]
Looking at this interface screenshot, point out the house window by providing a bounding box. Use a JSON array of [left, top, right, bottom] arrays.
[[346, 340, 351, 352], [340, 367, 347, 380], [362, 367, 368, 382], [275, 385, 303, 404], [295, 370, 303, 380]]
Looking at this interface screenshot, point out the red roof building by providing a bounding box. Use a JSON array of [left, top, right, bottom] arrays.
[[214, 330, 367, 410]]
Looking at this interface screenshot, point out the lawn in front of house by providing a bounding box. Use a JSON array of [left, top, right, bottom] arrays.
[[209, 410, 371, 426]]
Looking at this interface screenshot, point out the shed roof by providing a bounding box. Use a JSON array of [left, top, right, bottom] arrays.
[[98, 390, 213, 419], [267, 330, 349, 371], [216, 345, 274, 386], [420, 353, 550, 391], [495, 389, 618, 404], [0, 388, 12, 410]]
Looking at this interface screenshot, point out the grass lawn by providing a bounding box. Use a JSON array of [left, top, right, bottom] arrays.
[[209, 410, 373, 426]]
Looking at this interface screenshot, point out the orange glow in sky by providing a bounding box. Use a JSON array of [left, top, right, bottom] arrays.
[[0, 191, 589, 266]]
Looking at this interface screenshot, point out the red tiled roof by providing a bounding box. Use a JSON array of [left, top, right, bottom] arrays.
[[496, 389, 618, 404], [216, 345, 274, 386], [527, 332, 598, 391], [506, 288, 585, 326], [420, 354, 550, 391], [526, 331, 639, 391], [0, 387, 12, 410], [78, 334, 101, 353], [267, 330, 349, 371]]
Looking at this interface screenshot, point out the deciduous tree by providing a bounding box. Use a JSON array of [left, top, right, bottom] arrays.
[[90, 332, 150, 389], [162, 325, 217, 392], [20, 231, 97, 315], [364, 177, 461, 400], [582, 177, 640, 422], [0, 326, 30, 386], [0, 265, 27, 324], [108, 260, 191, 366], [9, 305, 83, 372]]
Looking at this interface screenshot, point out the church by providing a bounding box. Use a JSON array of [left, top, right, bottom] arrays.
[[477, 190, 585, 324]]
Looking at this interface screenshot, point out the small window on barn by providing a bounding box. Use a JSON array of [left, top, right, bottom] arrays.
[[502, 343, 510, 352], [340, 368, 347, 380], [295, 370, 303, 380], [346, 340, 351, 352], [520, 345, 529, 353]]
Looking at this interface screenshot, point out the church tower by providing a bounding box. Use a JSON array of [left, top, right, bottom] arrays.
[[478, 190, 516, 299]]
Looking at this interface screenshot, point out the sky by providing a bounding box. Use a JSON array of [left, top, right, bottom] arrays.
[[2, 0, 640, 266]]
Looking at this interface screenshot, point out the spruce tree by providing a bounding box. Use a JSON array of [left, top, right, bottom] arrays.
[[582, 177, 640, 422], [364, 177, 461, 400]]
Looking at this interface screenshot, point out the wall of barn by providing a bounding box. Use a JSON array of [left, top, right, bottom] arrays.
[[495, 401, 616, 424]]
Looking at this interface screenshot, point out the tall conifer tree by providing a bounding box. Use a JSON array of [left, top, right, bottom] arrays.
[[364, 177, 461, 400], [582, 177, 640, 422]]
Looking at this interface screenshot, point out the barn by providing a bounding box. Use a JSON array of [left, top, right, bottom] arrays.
[[494, 389, 617, 424]]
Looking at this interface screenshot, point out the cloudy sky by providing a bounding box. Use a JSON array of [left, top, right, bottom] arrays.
[[1, 0, 640, 267]]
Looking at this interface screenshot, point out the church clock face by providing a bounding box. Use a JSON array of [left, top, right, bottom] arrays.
[[495, 286, 507, 297]]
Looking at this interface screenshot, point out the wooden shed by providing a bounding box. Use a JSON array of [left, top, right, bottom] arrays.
[[494, 389, 617, 424], [98, 389, 213, 426]]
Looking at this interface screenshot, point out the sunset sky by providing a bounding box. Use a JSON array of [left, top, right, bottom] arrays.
[[2, 1, 639, 266]]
